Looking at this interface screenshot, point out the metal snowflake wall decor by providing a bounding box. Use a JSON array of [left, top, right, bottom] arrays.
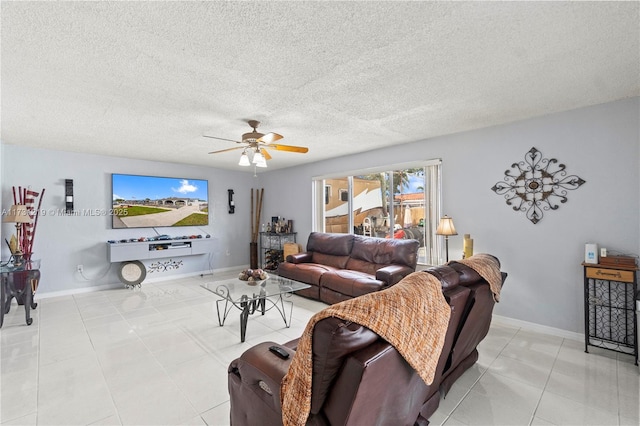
[[491, 147, 585, 224]]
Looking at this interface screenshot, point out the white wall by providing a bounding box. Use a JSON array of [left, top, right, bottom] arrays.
[[260, 97, 640, 334], [2, 98, 637, 334], [1, 148, 256, 295]]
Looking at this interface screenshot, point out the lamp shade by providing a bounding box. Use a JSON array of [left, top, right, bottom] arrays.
[[3, 205, 32, 223], [252, 150, 265, 164], [436, 215, 457, 236], [238, 152, 250, 166], [255, 156, 267, 168], [253, 149, 267, 168]]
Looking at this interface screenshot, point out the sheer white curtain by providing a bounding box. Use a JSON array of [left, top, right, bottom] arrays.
[[423, 160, 442, 265]]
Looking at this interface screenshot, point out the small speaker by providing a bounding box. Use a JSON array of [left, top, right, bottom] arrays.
[[228, 189, 235, 214], [65, 179, 74, 213], [584, 243, 598, 264]]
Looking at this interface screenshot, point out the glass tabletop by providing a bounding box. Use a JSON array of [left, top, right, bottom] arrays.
[[201, 274, 310, 302], [1, 259, 41, 273]]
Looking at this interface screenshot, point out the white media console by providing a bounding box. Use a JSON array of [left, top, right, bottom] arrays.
[[107, 237, 212, 287]]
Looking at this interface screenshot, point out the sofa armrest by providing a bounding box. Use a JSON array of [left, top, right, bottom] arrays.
[[229, 341, 294, 404], [376, 264, 415, 286], [286, 252, 313, 264]]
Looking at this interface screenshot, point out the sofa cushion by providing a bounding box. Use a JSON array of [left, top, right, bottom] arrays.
[[311, 252, 350, 270], [319, 286, 352, 305], [349, 236, 419, 269], [279, 262, 338, 286], [344, 257, 381, 276], [310, 317, 379, 414], [307, 232, 354, 256], [321, 269, 386, 297]]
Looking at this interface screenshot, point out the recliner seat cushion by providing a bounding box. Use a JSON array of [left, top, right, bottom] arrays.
[[279, 262, 338, 286], [321, 269, 386, 297], [344, 257, 383, 276], [311, 252, 350, 270]]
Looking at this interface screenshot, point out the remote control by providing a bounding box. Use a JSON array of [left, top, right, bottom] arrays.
[[269, 346, 290, 359]]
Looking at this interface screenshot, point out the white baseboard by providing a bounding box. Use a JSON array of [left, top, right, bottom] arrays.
[[34, 265, 248, 300], [492, 314, 583, 342], [35, 282, 123, 299]]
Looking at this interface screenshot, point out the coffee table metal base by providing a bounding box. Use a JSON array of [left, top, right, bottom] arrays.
[[215, 290, 294, 342]]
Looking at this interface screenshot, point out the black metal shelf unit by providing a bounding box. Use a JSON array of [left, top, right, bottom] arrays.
[[259, 232, 297, 271], [583, 262, 638, 365]]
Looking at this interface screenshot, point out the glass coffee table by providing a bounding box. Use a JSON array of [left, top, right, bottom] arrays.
[[201, 274, 311, 342]]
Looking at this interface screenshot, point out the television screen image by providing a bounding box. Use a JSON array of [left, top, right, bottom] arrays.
[[112, 174, 209, 229]]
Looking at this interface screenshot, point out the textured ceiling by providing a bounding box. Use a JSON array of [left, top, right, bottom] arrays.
[[2, 1, 639, 171]]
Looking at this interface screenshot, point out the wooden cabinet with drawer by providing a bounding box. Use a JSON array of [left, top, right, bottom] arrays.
[[583, 262, 638, 365]]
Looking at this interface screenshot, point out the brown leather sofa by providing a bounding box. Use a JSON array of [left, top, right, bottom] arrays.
[[277, 232, 420, 304], [228, 256, 507, 425]]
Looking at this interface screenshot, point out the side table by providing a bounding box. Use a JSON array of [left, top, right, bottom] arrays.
[[583, 262, 638, 365], [1, 261, 40, 327]]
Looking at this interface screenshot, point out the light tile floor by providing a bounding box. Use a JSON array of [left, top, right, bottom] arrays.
[[1, 273, 638, 425]]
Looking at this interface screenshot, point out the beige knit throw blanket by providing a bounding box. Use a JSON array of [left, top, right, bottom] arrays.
[[280, 272, 451, 426], [450, 253, 503, 302]]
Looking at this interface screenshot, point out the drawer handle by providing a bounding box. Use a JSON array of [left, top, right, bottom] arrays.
[[595, 270, 622, 279]]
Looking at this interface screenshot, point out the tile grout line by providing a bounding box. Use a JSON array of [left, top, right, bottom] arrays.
[[77, 291, 127, 426], [443, 324, 521, 425], [128, 283, 212, 424], [528, 336, 569, 426]]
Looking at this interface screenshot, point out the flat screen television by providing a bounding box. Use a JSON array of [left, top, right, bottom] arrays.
[[111, 173, 209, 229]]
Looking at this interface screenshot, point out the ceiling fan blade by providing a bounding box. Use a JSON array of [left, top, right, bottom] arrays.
[[208, 146, 245, 154], [260, 148, 272, 161], [203, 135, 243, 144], [257, 132, 283, 144], [269, 144, 309, 153]]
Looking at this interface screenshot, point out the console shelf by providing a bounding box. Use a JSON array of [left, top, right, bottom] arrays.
[[107, 238, 213, 287], [108, 238, 212, 263]]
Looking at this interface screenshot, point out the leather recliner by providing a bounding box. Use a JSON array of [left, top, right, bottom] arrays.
[[278, 232, 420, 304], [228, 257, 506, 425]]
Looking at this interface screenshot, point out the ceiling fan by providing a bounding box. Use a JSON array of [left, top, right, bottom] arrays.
[[204, 120, 308, 167]]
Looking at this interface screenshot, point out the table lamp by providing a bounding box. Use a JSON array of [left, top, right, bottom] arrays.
[[436, 215, 457, 263], [3, 204, 32, 257]]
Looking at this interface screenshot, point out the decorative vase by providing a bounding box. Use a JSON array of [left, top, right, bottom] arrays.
[[249, 242, 258, 269], [463, 234, 474, 259]]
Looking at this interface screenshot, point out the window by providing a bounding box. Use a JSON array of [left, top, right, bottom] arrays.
[[312, 160, 442, 265]]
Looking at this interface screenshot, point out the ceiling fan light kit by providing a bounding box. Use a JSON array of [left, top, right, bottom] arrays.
[[238, 151, 250, 166], [205, 120, 309, 169], [254, 153, 267, 168]]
